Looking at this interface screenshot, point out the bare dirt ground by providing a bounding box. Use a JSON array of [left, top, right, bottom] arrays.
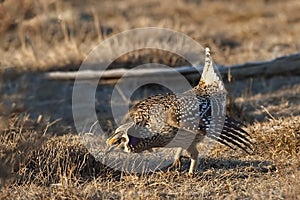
[[0, 0, 300, 199]]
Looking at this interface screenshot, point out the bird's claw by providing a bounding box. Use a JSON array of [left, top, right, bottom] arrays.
[[167, 158, 182, 172]]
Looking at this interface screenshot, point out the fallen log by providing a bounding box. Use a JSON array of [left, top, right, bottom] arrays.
[[45, 52, 300, 83]]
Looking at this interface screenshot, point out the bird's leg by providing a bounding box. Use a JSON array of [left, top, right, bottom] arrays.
[[187, 144, 199, 174], [174, 147, 183, 164], [167, 148, 183, 171], [173, 148, 183, 168]]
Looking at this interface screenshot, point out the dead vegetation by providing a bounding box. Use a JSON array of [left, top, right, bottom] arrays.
[[0, 0, 300, 199], [0, 0, 300, 70], [0, 114, 299, 199]]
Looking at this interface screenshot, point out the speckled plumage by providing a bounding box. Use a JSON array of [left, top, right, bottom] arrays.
[[107, 48, 253, 173]]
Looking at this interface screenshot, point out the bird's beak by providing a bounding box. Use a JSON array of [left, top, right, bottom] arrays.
[[104, 145, 116, 155]]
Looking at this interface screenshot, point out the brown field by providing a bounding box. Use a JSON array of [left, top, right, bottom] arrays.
[[0, 0, 300, 199]]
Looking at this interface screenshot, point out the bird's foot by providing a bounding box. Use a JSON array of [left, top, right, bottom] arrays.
[[167, 157, 182, 172]]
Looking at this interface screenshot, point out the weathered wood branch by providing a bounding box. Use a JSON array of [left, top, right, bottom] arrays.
[[45, 52, 300, 83], [225, 52, 300, 78]]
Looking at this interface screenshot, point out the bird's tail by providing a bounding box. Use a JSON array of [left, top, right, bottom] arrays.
[[200, 47, 225, 92], [208, 116, 253, 154]]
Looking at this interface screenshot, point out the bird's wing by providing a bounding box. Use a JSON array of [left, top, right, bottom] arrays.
[[165, 97, 253, 153], [119, 94, 178, 139], [165, 94, 212, 135], [129, 94, 177, 126], [113, 94, 181, 151], [208, 116, 253, 153]]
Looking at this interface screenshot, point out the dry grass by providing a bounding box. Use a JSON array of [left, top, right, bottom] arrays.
[[1, 0, 300, 199], [0, 0, 300, 70], [0, 114, 299, 199]]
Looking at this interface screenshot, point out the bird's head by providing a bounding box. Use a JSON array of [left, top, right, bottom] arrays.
[[106, 122, 139, 152]]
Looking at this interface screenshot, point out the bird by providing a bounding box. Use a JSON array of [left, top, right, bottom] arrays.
[[106, 47, 253, 174]]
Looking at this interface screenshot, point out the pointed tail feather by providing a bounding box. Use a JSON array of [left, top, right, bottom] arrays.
[[200, 47, 225, 91]]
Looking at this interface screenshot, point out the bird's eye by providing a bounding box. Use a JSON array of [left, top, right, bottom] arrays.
[[108, 137, 122, 146], [121, 137, 127, 142]]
